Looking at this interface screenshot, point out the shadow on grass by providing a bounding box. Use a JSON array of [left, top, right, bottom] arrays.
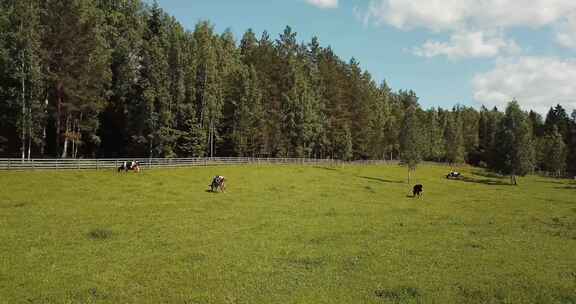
[[555, 186, 576, 190], [312, 166, 339, 171], [458, 176, 513, 186], [358, 176, 404, 184], [374, 286, 421, 302], [471, 170, 505, 179], [205, 189, 225, 193], [0, 201, 28, 208], [540, 180, 570, 185], [285, 256, 326, 270]]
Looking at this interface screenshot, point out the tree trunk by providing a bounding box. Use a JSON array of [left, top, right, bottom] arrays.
[[56, 83, 63, 155], [61, 114, 70, 158], [21, 60, 26, 161], [510, 174, 518, 185], [27, 106, 32, 160], [407, 168, 411, 185], [41, 98, 48, 157]]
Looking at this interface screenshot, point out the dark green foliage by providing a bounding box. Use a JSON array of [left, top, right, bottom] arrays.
[[491, 101, 536, 184], [0, 0, 573, 177], [400, 104, 422, 183], [540, 126, 567, 177]]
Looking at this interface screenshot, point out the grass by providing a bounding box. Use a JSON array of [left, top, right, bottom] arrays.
[[0, 164, 575, 303]]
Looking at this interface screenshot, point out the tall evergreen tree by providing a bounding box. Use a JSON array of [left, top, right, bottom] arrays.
[[425, 108, 444, 161], [41, 0, 111, 158], [444, 111, 465, 168], [541, 126, 566, 177]]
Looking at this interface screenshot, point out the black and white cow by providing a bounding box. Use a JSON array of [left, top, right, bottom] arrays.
[[446, 171, 462, 179], [117, 161, 140, 173], [210, 175, 226, 192], [412, 184, 423, 198]]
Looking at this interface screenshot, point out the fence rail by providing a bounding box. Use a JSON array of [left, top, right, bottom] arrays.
[[0, 157, 402, 171]]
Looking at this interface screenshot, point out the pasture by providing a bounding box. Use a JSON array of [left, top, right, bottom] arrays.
[[0, 164, 575, 303]]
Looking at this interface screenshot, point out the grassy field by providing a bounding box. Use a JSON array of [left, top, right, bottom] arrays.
[[0, 164, 575, 303]]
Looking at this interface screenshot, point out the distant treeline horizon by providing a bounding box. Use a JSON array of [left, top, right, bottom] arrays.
[[0, 0, 575, 176]]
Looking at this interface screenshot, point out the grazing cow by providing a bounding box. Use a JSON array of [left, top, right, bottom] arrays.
[[117, 161, 140, 173], [210, 175, 226, 192], [412, 184, 423, 198], [446, 171, 462, 179]]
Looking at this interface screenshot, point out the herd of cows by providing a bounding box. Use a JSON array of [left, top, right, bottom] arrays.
[[117, 160, 226, 192], [116, 160, 465, 197]]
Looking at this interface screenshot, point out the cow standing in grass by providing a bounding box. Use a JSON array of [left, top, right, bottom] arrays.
[[210, 176, 226, 192], [412, 184, 423, 198], [118, 161, 140, 173]]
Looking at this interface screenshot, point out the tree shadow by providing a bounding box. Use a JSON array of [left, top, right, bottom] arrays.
[[470, 170, 505, 179], [313, 166, 339, 171], [540, 180, 570, 185], [555, 186, 576, 190], [358, 176, 404, 184], [458, 176, 513, 186]]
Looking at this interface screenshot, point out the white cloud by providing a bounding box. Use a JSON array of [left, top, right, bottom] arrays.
[[555, 15, 576, 49], [363, 0, 576, 31], [305, 0, 338, 9], [413, 31, 520, 60], [472, 57, 576, 114], [359, 0, 576, 57]]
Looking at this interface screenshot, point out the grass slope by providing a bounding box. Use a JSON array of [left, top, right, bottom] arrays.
[[0, 165, 575, 303]]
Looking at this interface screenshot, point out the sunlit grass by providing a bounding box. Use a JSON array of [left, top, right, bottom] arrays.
[[0, 164, 574, 303]]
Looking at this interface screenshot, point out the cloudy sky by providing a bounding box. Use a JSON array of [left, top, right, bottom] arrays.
[[156, 0, 576, 114]]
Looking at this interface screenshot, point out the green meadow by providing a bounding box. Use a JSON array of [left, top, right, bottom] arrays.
[[0, 165, 575, 303]]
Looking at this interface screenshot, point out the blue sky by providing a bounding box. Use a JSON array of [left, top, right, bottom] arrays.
[[155, 0, 576, 114]]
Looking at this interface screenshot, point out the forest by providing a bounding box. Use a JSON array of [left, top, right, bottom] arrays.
[[0, 0, 575, 177]]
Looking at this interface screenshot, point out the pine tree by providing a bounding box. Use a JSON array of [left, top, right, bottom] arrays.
[[541, 126, 566, 177], [444, 111, 465, 168], [97, 0, 144, 157], [569, 110, 576, 176], [425, 108, 444, 161], [41, 0, 111, 158], [367, 81, 391, 159], [193, 21, 223, 158]]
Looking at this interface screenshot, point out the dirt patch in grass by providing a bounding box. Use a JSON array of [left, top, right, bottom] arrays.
[[285, 256, 326, 270], [374, 286, 422, 302], [456, 285, 505, 303], [535, 216, 576, 240], [87, 228, 114, 240]]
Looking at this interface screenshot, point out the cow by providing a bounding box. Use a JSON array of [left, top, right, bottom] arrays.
[[446, 171, 462, 179], [412, 184, 423, 198], [117, 161, 141, 173], [210, 175, 226, 192]]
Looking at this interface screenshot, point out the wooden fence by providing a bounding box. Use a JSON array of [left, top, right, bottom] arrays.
[[0, 157, 401, 171]]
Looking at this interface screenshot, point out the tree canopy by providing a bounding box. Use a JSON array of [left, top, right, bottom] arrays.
[[0, 0, 575, 181]]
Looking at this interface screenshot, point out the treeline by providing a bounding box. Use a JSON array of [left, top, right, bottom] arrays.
[[0, 0, 575, 177]]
